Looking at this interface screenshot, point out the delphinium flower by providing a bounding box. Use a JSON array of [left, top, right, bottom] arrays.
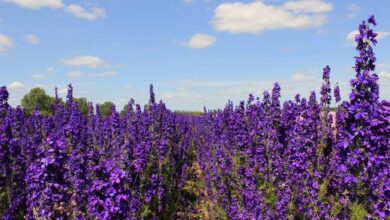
[[275, 100, 302, 218], [127, 104, 149, 217], [334, 84, 341, 103], [109, 103, 125, 163], [0, 86, 9, 115], [0, 87, 10, 166], [368, 100, 389, 218], [25, 132, 71, 219], [3, 107, 28, 219], [65, 86, 90, 219], [149, 84, 155, 105], [1, 15, 390, 219], [335, 15, 387, 218], [196, 110, 217, 204], [175, 115, 192, 189], [286, 98, 315, 218], [130, 104, 150, 175], [88, 160, 130, 219], [320, 66, 332, 110], [0, 87, 12, 218], [233, 101, 264, 219], [318, 67, 335, 180], [214, 108, 236, 217]]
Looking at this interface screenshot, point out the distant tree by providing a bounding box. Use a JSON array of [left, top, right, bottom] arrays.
[[98, 101, 113, 117], [21, 87, 55, 115], [74, 97, 88, 115], [120, 104, 129, 115], [174, 110, 204, 116]]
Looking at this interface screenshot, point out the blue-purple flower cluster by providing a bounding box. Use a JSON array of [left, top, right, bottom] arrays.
[[0, 84, 193, 219], [197, 16, 389, 220], [0, 16, 389, 219]]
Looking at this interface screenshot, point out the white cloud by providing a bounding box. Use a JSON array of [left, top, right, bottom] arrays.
[[31, 74, 45, 79], [8, 81, 25, 90], [291, 74, 316, 82], [282, 0, 332, 13], [346, 30, 390, 43], [60, 55, 107, 68], [212, 0, 331, 34], [378, 32, 390, 40], [25, 34, 39, 45], [90, 71, 116, 77], [379, 71, 390, 80], [58, 88, 67, 94], [65, 4, 105, 20], [67, 71, 84, 78], [66, 70, 116, 78], [1, 0, 63, 9], [347, 3, 360, 18], [47, 66, 54, 72], [0, 33, 14, 52], [346, 30, 358, 42], [185, 34, 216, 48]]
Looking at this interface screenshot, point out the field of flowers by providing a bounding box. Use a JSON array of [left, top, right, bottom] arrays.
[[0, 16, 389, 219]]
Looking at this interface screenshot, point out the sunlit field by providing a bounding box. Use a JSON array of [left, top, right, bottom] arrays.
[[0, 1, 389, 219]]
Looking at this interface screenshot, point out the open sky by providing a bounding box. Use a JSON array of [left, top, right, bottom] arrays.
[[1, 0, 389, 111]]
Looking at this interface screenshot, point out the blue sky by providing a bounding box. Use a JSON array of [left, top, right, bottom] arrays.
[[0, 0, 389, 111]]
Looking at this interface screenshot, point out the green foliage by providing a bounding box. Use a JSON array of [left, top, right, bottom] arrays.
[[256, 176, 278, 210], [120, 104, 130, 115], [210, 204, 228, 220], [141, 204, 152, 218], [21, 87, 55, 115], [174, 110, 204, 116], [0, 187, 10, 217], [98, 101, 113, 117], [74, 97, 88, 115], [331, 201, 343, 217], [318, 180, 328, 202], [349, 202, 367, 220]]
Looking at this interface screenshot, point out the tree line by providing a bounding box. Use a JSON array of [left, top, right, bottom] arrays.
[[20, 87, 114, 116]]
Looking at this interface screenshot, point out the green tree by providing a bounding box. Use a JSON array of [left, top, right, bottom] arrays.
[[21, 87, 55, 115], [98, 101, 113, 117], [74, 97, 88, 115]]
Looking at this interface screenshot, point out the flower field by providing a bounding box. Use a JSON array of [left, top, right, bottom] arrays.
[[0, 16, 389, 219]]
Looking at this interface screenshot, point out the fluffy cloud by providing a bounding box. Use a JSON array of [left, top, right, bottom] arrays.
[[185, 34, 216, 48], [0, 33, 14, 52], [161, 75, 326, 110], [60, 55, 107, 68], [282, 0, 332, 13], [25, 34, 40, 45], [65, 4, 105, 20], [67, 71, 84, 78], [8, 81, 25, 90], [379, 71, 390, 80], [1, 0, 63, 9], [58, 88, 67, 94], [31, 74, 45, 79], [67, 70, 116, 78], [347, 3, 360, 18], [291, 74, 316, 82], [346, 30, 390, 43], [212, 0, 331, 34], [90, 71, 116, 77], [47, 66, 55, 72]]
